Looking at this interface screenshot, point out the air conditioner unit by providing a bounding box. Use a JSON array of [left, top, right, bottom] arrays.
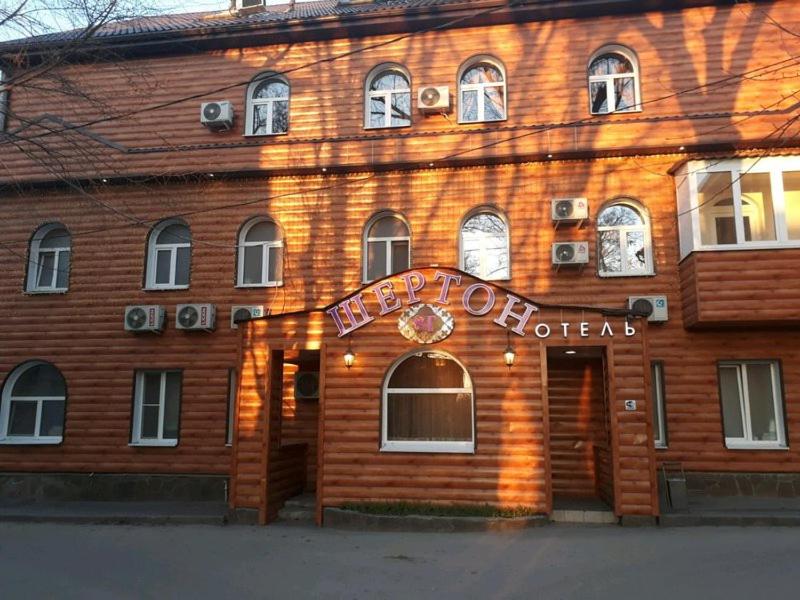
[[176, 303, 216, 331], [552, 242, 589, 266], [294, 371, 320, 400], [230, 305, 265, 329], [417, 86, 450, 112], [552, 198, 589, 223], [124, 305, 165, 333], [200, 101, 234, 131], [628, 295, 669, 322]]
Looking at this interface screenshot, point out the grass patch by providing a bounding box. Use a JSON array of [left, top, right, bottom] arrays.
[[339, 501, 540, 519]]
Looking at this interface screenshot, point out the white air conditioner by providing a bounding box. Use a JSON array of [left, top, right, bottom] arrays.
[[230, 305, 265, 329], [294, 371, 320, 400], [552, 197, 589, 222], [417, 86, 450, 112], [125, 305, 165, 333], [552, 242, 589, 266], [628, 295, 669, 322], [200, 101, 234, 131], [176, 303, 216, 331]]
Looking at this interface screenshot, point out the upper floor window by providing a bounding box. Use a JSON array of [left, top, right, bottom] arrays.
[[460, 208, 510, 280], [0, 68, 7, 131], [26, 223, 71, 293], [588, 46, 641, 114], [365, 64, 411, 129], [675, 157, 800, 258], [381, 350, 474, 454], [458, 57, 506, 123], [0, 361, 66, 445], [237, 217, 283, 287], [146, 219, 191, 290], [245, 74, 289, 136], [363, 212, 410, 282], [597, 200, 653, 276]]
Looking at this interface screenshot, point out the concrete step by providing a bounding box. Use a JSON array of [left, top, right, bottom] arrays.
[[551, 509, 618, 524], [282, 494, 316, 510]]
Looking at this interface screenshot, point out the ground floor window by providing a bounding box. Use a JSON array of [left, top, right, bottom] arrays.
[[0, 361, 66, 444], [651, 362, 667, 448], [381, 351, 474, 453], [226, 369, 236, 446], [718, 361, 786, 449], [131, 370, 181, 446]]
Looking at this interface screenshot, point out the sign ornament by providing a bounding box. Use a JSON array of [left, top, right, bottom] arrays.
[[397, 303, 454, 344]]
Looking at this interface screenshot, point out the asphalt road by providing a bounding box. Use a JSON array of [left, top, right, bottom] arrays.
[[1, 522, 797, 599]]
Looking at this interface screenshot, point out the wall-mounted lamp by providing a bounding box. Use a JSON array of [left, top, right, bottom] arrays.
[[504, 332, 515, 367], [343, 339, 355, 369]]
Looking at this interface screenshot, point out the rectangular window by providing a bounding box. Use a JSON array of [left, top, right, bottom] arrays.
[[679, 157, 800, 258], [651, 362, 667, 448], [131, 370, 181, 446], [718, 361, 786, 450], [226, 369, 236, 446]]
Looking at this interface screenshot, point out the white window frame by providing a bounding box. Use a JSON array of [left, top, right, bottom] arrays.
[[677, 157, 800, 259], [0, 361, 66, 445], [459, 208, 511, 281], [364, 64, 411, 129], [587, 45, 642, 115], [362, 212, 411, 283], [236, 218, 284, 288], [381, 351, 475, 454], [130, 370, 181, 447], [26, 223, 71, 293], [651, 361, 667, 448], [719, 361, 786, 450], [145, 219, 191, 290], [458, 56, 507, 124], [244, 74, 290, 137], [597, 200, 654, 277]]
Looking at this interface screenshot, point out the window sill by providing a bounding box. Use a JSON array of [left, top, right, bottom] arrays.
[[144, 285, 190, 291], [364, 123, 412, 131], [129, 440, 178, 448], [0, 437, 62, 445], [235, 282, 283, 289], [690, 242, 800, 253], [243, 131, 288, 138], [725, 442, 788, 451], [381, 441, 474, 454], [598, 271, 655, 278], [590, 107, 643, 116], [25, 288, 68, 295], [655, 443, 668, 450], [458, 116, 508, 125]]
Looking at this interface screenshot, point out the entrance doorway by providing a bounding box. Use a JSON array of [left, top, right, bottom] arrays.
[[546, 346, 614, 512]]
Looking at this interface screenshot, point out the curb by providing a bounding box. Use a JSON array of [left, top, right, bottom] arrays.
[[0, 513, 227, 526], [660, 513, 800, 527], [323, 508, 550, 532]]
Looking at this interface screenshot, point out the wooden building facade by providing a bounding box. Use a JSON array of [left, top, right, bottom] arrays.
[[1, 0, 799, 523]]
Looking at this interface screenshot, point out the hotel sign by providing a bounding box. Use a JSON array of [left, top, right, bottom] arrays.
[[326, 270, 636, 340]]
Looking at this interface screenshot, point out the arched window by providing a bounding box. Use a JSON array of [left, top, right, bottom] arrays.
[[363, 212, 410, 282], [597, 200, 653, 276], [460, 209, 510, 280], [458, 56, 506, 123], [237, 218, 284, 287], [27, 223, 71, 293], [0, 361, 66, 444], [146, 219, 191, 289], [588, 46, 641, 114], [245, 74, 289, 136], [365, 64, 411, 129], [381, 351, 474, 453]]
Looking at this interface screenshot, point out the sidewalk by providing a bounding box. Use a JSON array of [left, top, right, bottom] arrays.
[[0, 500, 228, 525]]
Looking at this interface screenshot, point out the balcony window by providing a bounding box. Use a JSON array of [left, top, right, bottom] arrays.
[[676, 157, 800, 258]]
